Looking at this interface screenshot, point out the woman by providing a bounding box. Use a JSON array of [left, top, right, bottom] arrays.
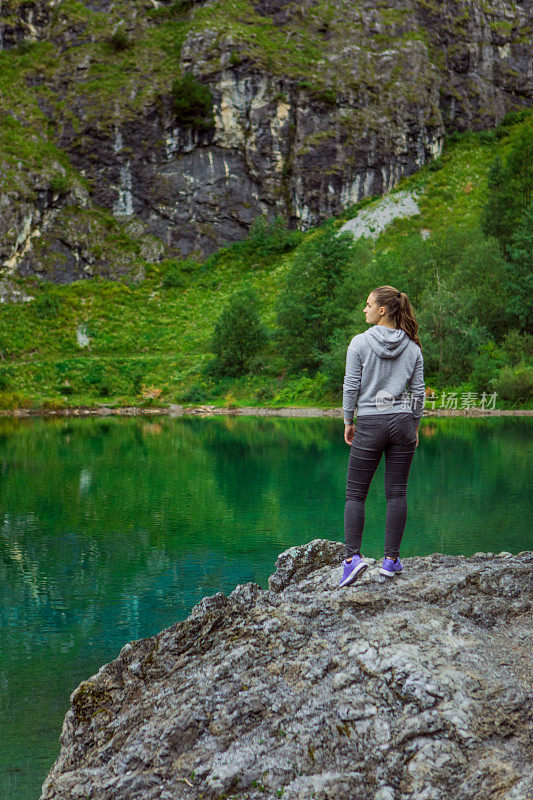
[[339, 286, 425, 587]]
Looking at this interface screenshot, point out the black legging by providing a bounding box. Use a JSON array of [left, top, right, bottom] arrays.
[[345, 413, 418, 560]]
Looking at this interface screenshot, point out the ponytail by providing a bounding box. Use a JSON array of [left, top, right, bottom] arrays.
[[370, 285, 422, 350]]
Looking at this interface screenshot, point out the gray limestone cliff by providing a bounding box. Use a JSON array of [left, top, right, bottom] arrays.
[[41, 541, 532, 800], [0, 1, 532, 284]]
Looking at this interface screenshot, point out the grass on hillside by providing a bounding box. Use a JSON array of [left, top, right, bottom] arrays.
[[1, 112, 532, 412]]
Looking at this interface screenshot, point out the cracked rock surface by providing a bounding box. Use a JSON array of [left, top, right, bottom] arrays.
[[41, 541, 532, 800]]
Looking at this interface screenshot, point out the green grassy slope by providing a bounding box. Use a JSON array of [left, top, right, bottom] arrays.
[[1, 111, 531, 412]]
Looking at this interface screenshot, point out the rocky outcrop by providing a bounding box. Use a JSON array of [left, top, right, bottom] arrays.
[[0, 0, 50, 49], [41, 541, 532, 800], [0, 0, 532, 280]]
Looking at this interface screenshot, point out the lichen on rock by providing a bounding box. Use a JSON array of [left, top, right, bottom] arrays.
[[40, 542, 533, 800]]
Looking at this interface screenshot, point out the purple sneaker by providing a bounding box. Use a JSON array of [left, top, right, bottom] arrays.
[[380, 557, 403, 577], [339, 554, 368, 587]]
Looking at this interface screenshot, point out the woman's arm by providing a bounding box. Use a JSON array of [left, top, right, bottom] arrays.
[[342, 344, 362, 427], [408, 349, 425, 423]]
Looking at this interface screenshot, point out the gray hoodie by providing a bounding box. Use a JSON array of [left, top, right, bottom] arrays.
[[342, 325, 425, 424]]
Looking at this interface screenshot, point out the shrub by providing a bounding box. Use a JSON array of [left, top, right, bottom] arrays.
[[0, 332, 10, 361], [58, 379, 75, 396], [171, 73, 215, 131], [470, 341, 504, 394], [0, 366, 13, 390], [427, 156, 443, 171], [108, 29, 134, 51], [271, 373, 329, 405], [0, 391, 34, 409], [161, 265, 184, 289], [233, 216, 304, 261], [445, 130, 463, 145], [83, 362, 115, 397], [211, 287, 267, 376], [55, 359, 81, 396], [50, 174, 70, 196], [180, 382, 206, 403], [254, 386, 275, 403], [32, 293, 61, 319], [492, 363, 533, 402], [223, 392, 237, 408], [53, 357, 141, 398], [478, 129, 508, 145], [501, 109, 530, 127], [130, 366, 145, 395], [161, 258, 197, 289], [14, 40, 36, 56], [115, 359, 147, 395], [500, 330, 533, 366], [170, 0, 194, 12], [316, 87, 338, 106], [179, 376, 220, 403]]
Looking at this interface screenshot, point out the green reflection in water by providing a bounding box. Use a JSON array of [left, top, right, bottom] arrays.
[[0, 415, 531, 799]]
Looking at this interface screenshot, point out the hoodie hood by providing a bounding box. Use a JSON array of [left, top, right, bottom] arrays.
[[366, 325, 410, 359]]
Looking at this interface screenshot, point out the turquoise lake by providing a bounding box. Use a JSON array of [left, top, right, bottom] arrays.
[[0, 414, 531, 799]]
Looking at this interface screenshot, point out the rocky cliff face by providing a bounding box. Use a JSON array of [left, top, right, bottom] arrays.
[[41, 541, 532, 800], [0, 0, 531, 284]]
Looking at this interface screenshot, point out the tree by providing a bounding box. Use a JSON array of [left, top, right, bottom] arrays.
[[275, 223, 372, 371], [417, 272, 490, 382], [171, 73, 215, 131], [504, 200, 533, 333], [480, 124, 533, 252], [447, 231, 512, 342], [211, 288, 267, 376]]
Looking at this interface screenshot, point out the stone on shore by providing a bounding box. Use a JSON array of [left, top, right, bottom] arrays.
[[41, 542, 532, 800]]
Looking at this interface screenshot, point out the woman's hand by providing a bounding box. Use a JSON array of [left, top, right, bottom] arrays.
[[344, 423, 356, 445]]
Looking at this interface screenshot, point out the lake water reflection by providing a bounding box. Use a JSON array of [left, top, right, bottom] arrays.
[[0, 414, 531, 799]]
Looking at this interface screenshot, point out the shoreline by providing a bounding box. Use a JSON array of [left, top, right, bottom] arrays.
[[0, 404, 531, 418]]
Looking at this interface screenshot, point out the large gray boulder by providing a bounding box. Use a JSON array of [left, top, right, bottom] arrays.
[[41, 543, 532, 799]]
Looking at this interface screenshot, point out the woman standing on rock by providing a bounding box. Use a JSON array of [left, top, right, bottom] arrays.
[[339, 286, 425, 587]]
